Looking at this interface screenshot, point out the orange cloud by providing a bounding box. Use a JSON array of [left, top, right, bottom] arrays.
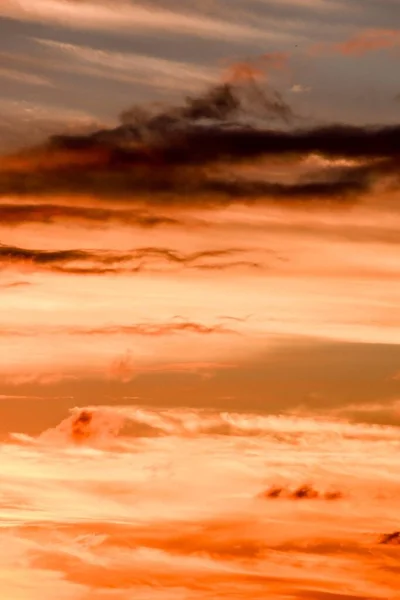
[[336, 29, 400, 56], [3, 407, 400, 598], [224, 52, 289, 83], [310, 29, 400, 57], [259, 484, 344, 501]]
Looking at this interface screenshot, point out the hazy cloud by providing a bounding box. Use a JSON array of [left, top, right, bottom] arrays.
[[0, 0, 265, 41]]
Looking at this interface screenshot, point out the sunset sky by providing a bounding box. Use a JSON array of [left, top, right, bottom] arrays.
[[0, 1, 399, 598]]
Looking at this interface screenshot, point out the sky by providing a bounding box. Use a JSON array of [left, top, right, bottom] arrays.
[[0, 0, 400, 598]]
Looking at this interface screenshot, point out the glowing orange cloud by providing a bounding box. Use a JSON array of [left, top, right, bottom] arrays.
[[224, 52, 290, 83], [310, 29, 400, 57], [2, 407, 400, 598], [336, 29, 400, 56]]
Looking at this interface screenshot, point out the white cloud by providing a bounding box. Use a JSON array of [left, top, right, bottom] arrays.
[[290, 83, 311, 93]]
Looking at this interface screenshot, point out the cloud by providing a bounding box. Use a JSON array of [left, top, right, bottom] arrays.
[[0, 280, 30, 288], [0, 0, 265, 41], [290, 84, 311, 93], [223, 52, 290, 84], [259, 484, 344, 501], [117, 79, 272, 128], [0, 321, 236, 338], [0, 96, 102, 153], [0, 203, 184, 228], [38, 407, 126, 445], [109, 359, 237, 382], [68, 322, 235, 336], [379, 531, 400, 545], [2, 406, 400, 597], [2, 80, 399, 208], [0, 243, 260, 275], [311, 29, 400, 57], [34, 38, 218, 92], [335, 29, 400, 56], [0, 66, 53, 87]]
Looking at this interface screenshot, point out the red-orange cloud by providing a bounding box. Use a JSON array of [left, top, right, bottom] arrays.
[[311, 29, 400, 57]]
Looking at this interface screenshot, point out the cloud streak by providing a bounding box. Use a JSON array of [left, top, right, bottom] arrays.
[[0, 243, 261, 275], [34, 38, 218, 92], [0, 320, 236, 338], [315, 28, 400, 56], [0, 203, 184, 228], [0, 0, 264, 41]]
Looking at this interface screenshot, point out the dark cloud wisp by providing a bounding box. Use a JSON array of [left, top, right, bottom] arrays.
[[0, 243, 260, 275], [0, 203, 183, 228]]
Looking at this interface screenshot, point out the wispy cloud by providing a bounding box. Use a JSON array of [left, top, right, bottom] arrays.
[[0, 0, 266, 41], [0, 96, 102, 153], [0, 66, 52, 87], [0, 280, 30, 289], [35, 38, 218, 91], [337, 28, 400, 55], [311, 28, 400, 56], [0, 243, 261, 275], [0, 320, 236, 337], [0, 203, 184, 229]]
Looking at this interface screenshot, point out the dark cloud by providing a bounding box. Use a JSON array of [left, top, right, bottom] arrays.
[[68, 322, 235, 336], [0, 321, 236, 338], [119, 82, 243, 128], [379, 531, 400, 545], [70, 409, 94, 442], [295, 592, 382, 600], [259, 484, 344, 501], [0, 244, 93, 265], [0, 166, 370, 206], [0, 203, 183, 228], [0, 243, 260, 275], [3, 81, 399, 206]]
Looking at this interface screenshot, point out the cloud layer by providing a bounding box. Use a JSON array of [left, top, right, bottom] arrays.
[[0, 6, 400, 598], [1, 406, 399, 599]]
